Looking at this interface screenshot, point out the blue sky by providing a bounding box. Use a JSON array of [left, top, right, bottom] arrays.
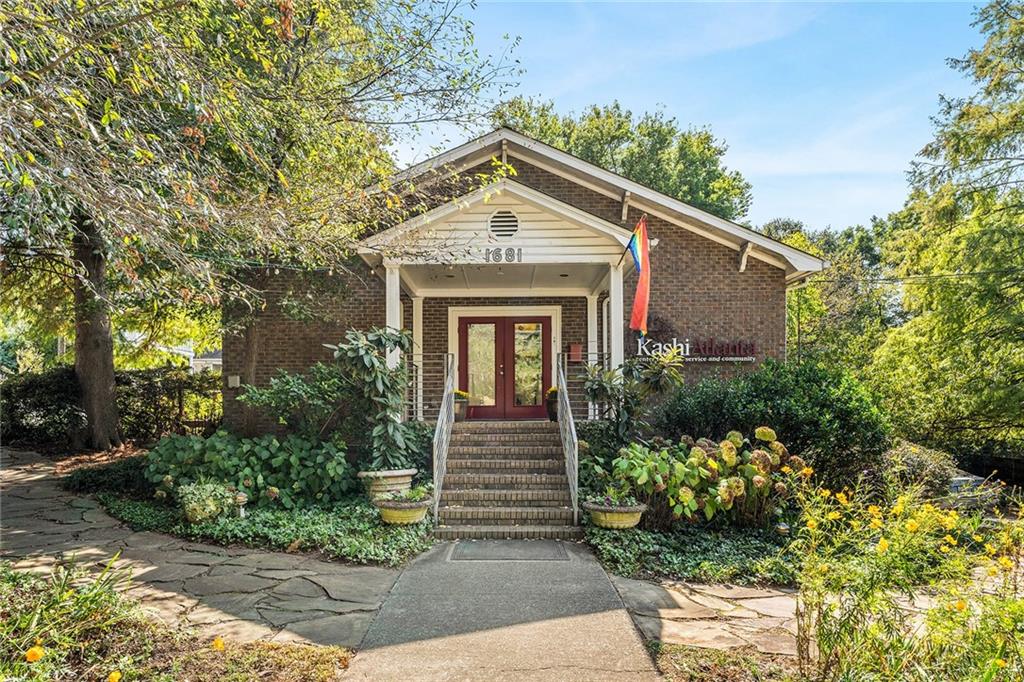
[[398, 1, 981, 230]]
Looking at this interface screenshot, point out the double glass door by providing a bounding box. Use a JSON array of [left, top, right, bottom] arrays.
[[457, 316, 551, 419]]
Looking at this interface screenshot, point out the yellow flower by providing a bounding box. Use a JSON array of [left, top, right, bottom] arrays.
[[211, 636, 225, 652], [939, 544, 951, 554], [868, 505, 881, 517], [876, 537, 889, 554], [781, 466, 792, 474], [998, 556, 1014, 571], [988, 566, 999, 577], [996, 658, 1007, 668], [806, 519, 818, 530], [985, 543, 997, 556], [943, 535, 957, 546], [972, 534, 983, 543], [835, 492, 849, 505], [800, 467, 813, 478], [851, 520, 862, 531], [905, 519, 920, 532], [891, 504, 904, 516], [109, 672, 122, 682], [870, 518, 883, 530], [819, 489, 831, 498], [820, 563, 830, 573], [25, 646, 45, 663], [954, 599, 967, 612], [827, 511, 841, 520]]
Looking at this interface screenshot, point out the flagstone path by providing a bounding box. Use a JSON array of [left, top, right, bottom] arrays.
[[2, 446, 799, 679]]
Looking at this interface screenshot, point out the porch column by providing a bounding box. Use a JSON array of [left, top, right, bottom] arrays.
[[608, 262, 624, 369], [412, 296, 423, 420], [586, 294, 599, 419], [385, 264, 401, 369]]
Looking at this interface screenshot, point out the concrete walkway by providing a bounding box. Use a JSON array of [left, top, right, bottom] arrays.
[[0, 448, 399, 647], [346, 540, 661, 681]]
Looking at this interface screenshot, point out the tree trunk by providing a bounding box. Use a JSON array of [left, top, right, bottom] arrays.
[[72, 215, 122, 450]]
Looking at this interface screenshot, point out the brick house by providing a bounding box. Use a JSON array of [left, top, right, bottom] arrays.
[[221, 128, 826, 537]]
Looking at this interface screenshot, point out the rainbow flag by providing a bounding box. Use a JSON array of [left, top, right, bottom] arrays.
[[627, 215, 651, 336]]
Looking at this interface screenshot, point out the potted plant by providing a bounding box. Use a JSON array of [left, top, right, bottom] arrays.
[[454, 390, 470, 421], [582, 484, 647, 529], [374, 483, 434, 525], [545, 386, 558, 421]]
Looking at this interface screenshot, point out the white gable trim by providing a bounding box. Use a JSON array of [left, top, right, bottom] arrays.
[[359, 178, 634, 251]]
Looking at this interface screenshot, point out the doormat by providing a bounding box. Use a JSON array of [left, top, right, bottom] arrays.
[[450, 540, 569, 562]]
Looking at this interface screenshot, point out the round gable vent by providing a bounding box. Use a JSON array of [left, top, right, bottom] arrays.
[[488, 210, 519, 240]]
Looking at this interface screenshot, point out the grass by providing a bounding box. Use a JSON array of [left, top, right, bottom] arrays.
[[96, 493, 434, 567], [586, 524, 796, 585], [0, 560, 350, 681], [651, 643, 804, 682]]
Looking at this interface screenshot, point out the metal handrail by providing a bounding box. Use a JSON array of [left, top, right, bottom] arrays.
[[556, 355, 580, 525], [432, 353, 456, 523]]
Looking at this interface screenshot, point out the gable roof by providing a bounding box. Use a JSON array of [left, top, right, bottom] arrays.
[[388, 127, 827, 283]]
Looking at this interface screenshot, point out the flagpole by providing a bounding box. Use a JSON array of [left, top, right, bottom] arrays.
[[616, 213, 647, 267]]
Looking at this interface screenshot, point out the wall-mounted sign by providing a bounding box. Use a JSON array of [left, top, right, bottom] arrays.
[[636, 336, 757, 363], [483, 247, 523, 263]]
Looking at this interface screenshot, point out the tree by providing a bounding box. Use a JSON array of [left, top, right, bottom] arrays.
[[1, 0, 514, 448], [492, 97, 753, 221]]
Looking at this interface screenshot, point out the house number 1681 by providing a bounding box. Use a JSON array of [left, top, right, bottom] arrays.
[[485, 247, 522, 263]]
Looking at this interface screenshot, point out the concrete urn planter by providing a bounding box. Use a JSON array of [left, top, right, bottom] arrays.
[[357, 468, 417, 499], [374, 498, 432, 525], [582, 501, 648, 530]]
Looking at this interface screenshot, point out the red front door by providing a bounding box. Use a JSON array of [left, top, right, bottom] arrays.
[[458, 316, 551, 420]]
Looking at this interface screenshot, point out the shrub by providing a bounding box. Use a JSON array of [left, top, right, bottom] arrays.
[[176, 480, 236, 524], [97, 494, 433, 567], [655, 359, 890, 487], [0, 366, 86, 445], [577, 419, 626, 496], [61, 456, 153, 498], [145, 430, 354, 509], [237, 362, 357, 440], [581, 351, 683, 442], [882, 440, 957, 499], [608, 429, 802, 530]]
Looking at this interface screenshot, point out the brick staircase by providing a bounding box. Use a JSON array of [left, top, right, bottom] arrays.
[[435, 420, 582, 540]]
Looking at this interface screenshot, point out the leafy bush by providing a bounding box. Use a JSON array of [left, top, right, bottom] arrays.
[[0, 366, 221, 447], [790, 480, 1023, 680], [607, 429, 803, 530], [97, 494, 433, 567], [582, 351, 683, 442], [655, 359, 890, 487], [176, 480, 237, 524], [61, 456, 153, 498], [145, 430, 354, 509], [882, 440, 957, 499], [237, 362, 357, 440], [586, 525, 795, 585], [577, 419, 627, 496]]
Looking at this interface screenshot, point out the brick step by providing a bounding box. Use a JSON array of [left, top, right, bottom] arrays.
[[452, 421, 559, 433], [443, 473, 568, 490], [450, 432, 562, 445], [439, 488, 572, 506], [434, 524, 583, 540], [446, 458, 565, 474], [448, 445, 563, 458], [437, 506, 575, 526]]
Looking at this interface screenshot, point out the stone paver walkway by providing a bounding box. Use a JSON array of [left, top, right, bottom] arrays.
[[346, 540, 661, 681], [0, 448, 398, 648]]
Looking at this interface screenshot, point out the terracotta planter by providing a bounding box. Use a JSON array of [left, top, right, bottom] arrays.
[[374, 498, 432, 525], [454, 400, 468, 422], [357, 468, 417, 499], [582, 501, 647, 529]]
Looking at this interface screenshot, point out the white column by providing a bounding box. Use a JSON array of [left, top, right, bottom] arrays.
[[586, 294, 599, 419], [385, 264, 401, 369], [412, 296, 424, 420], [608, 263, 624, 369]]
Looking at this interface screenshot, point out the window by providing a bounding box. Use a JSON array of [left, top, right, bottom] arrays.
[[488, 210, 519, 240]]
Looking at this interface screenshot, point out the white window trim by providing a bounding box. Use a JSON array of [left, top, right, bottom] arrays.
[[446, 304, 562, 391]]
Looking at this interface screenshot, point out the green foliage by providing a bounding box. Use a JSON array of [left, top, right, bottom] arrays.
[[0, 366, 220, 447], [492, 97, 753, 220], [608, 430, 799, 530], [97, 494, 433, 567], [586, 525, 795, 585], [238, 362, 354, 440], [377, 483, 434, 503], [582, 351, 683, 442], [882, 440, 958, 499], [61, 456, 153, 499], [176, 480, 236, 524], [577, 419, 628, 496], [326, 328, 418, 471], [655, 360, 890, 488], [145, 431, 354, 509]]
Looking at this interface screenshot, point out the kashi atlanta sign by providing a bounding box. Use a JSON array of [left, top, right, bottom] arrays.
[[636, 336, 757, 363]]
